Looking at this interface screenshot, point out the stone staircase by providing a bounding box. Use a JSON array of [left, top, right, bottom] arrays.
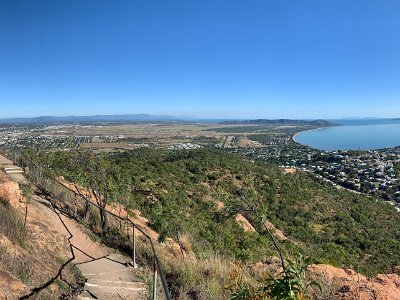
[[76, 254, 148, 300], [0, 154, 25, 183]]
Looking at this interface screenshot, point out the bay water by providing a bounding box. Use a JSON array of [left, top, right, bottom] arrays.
[[294, 119, 400, 151]]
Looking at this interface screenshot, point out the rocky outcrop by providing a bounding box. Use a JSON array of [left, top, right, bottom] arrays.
[[264, 220, 288, 241], [0, 173, 22, 209], [308, 264, 400, 300], [235, 213, 256, 232]]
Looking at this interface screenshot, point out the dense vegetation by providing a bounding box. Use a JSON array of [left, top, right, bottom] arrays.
[[35, 148, 400, 278]]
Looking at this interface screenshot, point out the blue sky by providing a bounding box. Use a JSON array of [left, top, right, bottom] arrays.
[[1, 0, 400, 119]]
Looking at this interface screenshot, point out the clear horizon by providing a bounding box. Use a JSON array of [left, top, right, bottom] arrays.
[[0, 113, 399, 121], [1, 1, 400, 119]]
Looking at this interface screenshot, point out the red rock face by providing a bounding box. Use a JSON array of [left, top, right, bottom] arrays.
[[0, 173, 22, 209], [235, 213, 256, 232], [308, 264, 400, 300]]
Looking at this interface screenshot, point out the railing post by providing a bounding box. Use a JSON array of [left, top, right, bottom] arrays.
[[152, 258, 157, 300], [18, 154, 171, 299], [38, 169, 42, 185], [132, 225, 137, 268], [74, 193, 77, 216]]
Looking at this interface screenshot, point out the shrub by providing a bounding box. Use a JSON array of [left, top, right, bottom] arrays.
[[0, 197, 27, 246], [263, 255, 321, 300]]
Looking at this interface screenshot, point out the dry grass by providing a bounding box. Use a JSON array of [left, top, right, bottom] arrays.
[[0, 196, 27, 246], [128, 227, 269, 300], [162, 253, 260, 300]]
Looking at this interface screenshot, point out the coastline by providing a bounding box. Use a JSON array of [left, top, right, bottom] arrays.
[[292, 123, 400, 151], [292, 125, 337, 148]]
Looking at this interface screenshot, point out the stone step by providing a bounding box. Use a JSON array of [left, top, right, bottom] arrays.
[[76, 290, 97, 300], [83, 281, 148, 300], [85, 278, 147, 289], [77, 253, 148, 299], [3, 166, 24, 174]]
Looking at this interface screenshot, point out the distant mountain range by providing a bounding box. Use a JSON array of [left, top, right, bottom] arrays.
[[0, 115, 340, 126], [0, 114, 180, 124], [219, 119, 335, 126]]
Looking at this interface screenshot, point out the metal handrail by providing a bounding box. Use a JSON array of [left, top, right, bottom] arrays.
[[13, 151, 171, 300]]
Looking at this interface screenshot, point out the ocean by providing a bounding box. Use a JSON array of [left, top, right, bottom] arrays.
[[294, 119, 400, 151]]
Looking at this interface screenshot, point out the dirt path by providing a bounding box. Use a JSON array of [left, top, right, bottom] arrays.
[[0, 153, 27, 184], [0, 153, 148, 299], [30, 196, 148, 300], [0, 154, 13, 165]]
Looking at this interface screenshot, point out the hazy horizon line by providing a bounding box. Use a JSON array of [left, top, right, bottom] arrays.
[[0, 114, 398, 121]]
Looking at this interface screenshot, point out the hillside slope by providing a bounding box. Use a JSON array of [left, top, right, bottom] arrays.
[[39, 149, 400, 274], [0, 161, 148, 299], [32, 148, 400, 298], [0, 171, 78, 299]]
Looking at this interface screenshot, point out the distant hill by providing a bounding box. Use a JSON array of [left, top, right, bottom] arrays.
[[219, 119, 335, 126], [0, 114, 180, 125]]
